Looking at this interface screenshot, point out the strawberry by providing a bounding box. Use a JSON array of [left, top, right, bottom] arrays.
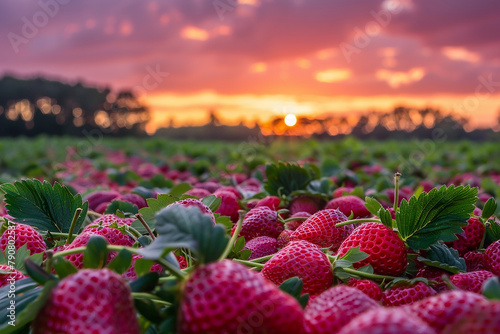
[[409, 290, 490, 332], [0, 223, 46, 255], [84, 214, 136, 231], [122, 254, 164, 280], [347, 278, 383, 301], [290, 209, 353, 252], [184, 188, 211, 198], [484, 240, 500, 275], [261, 240, 334, 296], [0, 265, 26, 288], [338, 307, 436, 334], [255, 196, 281, 210], [65, 226, 135, 269], [194, 181, 221, 193], [119, 193, 147, 209], [332, 187, 354, 198], [446, 217, 485, 256], [304, 285, 380, 334], [178, 259, 305, 334], [285, 211, 311, 231], [277, 230, 293, 248], [337, 222, 407, 276], [289, 195, 324, 215], [85, 190, 120, 212], [33, 268, 140, 334], [450, 270, 495, 293], [167, 198, 216, 225], [441, 301, 500, 334], [213, 189, 240, 223], [416, 266, 449, 292], [217, 186, 243, 200], [325, 195, 371, 219], [383, 281, 436, 306], [234, 206, 283, 241], [464, 250, 485, 272], [244, 236, 278, 260]]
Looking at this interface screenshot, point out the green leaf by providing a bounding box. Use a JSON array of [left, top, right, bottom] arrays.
[[378, 208, 393, 229], [130, 272, 160, 293], [482, 198, 497, 219], [483, 277, 500, 301], [234, 236, 246, 252], [396, 185, 478, 251], [340, 247, 370, 263], [25, 259, 56, 285], [0, 179, 88, 233], [416, 243, 466, 274], [83, 235, 109, 269], [104, 200, 139, 215], [52, 257, 78, 279], [168, 183, 192, 198], [365, 196, 384, 216], [215, 214, 233, 233], [138, 205, 229, 265], [131, 195, 178, 234], [134, 258, 155, 277], [264, 162, 312, 197], [279, 277, 309, 308], [201, 195, 221, 212], [107, 248, 133, 274], [0, 279, 58, 333], [486, 219, 500, 244], [333, 248, 370, 281]]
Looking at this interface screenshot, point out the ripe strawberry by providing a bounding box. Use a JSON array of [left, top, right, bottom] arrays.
[[409, 290, 490, 332], [184, 187, 211, 198], [337, 222, 407, 276], [255, 196, 281, 210], [289, 195, 324, 215], [332, 187, 354, 198], [234, 206, 283, 241], [450, 270, 495, 293], [441, 301, 500, 334], [0, 223, 46, 255], [446, 217, 485, 256], [464, 250, 485, 272], [383, 281, 436, 306], [261, 240, 334, 296], [0, 265, 26, 288], [244, 236, 278, 260], [325, 195, 371, 219], [304, 285, 380, 334], [213, 189, 240, 223], [416, 266, 449, 292], [178, 259, 305, 334], [484, 240, 500, 275], [33, 268, 140, 334], [194, 181, 221, 193], [277, 230, 293, 249], [217, 186, 243, 200], [338, 307, 436, 334], [120, 193, 147, 209], [290, 209, 353, 252], [84, 214, 136, 231], [65, 226, 134, 269], [167, 198, 216, 225], [85, 190, 120, 212], [347, 278, 383, 301], [122, 254, 163, 280], [285, 211, 311, 231]]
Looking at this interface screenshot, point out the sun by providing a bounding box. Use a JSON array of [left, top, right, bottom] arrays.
[[284, 114, 297, 127]]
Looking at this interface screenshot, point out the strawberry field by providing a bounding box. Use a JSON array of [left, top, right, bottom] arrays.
[[1, 137, 500, 333]]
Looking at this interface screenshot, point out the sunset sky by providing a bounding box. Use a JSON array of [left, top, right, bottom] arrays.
[[1, 0, 500, 133]]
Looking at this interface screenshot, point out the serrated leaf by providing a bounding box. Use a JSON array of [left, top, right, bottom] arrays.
[[83, 235, 109, 269], [378, 208, 393, 229], [107, 248, 133, 274], [104, 200, 139, 215], [201, 195, 221, 212], [138, 205, 229, 264], [365, 197, 384, 216], [264, 162, 312, 198], [416, 242, 466, 274], [169, 183, 192, 198], [396, 185, 478, 251], [234, 236, 246, 253], [0, 179, 88, 233], [131, 195, 178, 234], [483, 277, 500, 301], [482, 198, 497, 219]]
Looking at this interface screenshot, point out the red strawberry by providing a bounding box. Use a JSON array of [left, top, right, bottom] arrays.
[[441, 301, 500, 334], [0, 223, 46, 255], [332, 187, 354, 198], [347, 278, 383, 301], [234, 207, 283, 241], [213, 189, 240, 223], [337, 222, 407, 276], [33, 268, 140, 334], [167, 198, 216, 225], [325, 195, 371, 219], [285, 211, 311, 231], [409, 290, 490, 332], [261, 240, 334, 296], [338, 307, 436, 334], [416, 266, 449, 292], [0, 265, 26, 288], [255, 196, 281, 210], [84, 214, 136, 231], [484, 240, 500, 275], [244, 236, 278, 260], [65, 226, 134, 269], [464, 250, 485, 272], [277, 230, 293, 249], [383, 281, 436, 306], [217, 186, 243, 200], [178, 259, 305, 334], [446, 217, 485, 256], [119, 193, 147, 209], [85, 190, 120, 212], [122, 254, 163, 280], [289, 195, 324, 215], [304, 285, 380, 334], [184, 187, 211, 198], [450, 270, 495, 293], [290, 209, 353, 252], [194, 181, 221, 193]]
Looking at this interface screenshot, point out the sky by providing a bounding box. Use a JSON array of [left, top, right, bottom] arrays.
[[1, 0, 500, 133]]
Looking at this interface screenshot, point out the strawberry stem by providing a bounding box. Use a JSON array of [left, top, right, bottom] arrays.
[[45, 250, 54, 272], [233, 259, 265, 269], [393, 172, 401, 211], [335, 218, 381, 228], [66, 208, 82, 244], [248, 254, 274, 263], [479, 220, 490, 250], [282, 216, 309, 223], [135, 213, 155, 240], [342, 267, 398, 281], [131, 292, 171, 306], [218, 210, 245, 261]]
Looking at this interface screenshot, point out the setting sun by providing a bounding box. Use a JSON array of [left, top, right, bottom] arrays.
[[284, 114, 297, 127]]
